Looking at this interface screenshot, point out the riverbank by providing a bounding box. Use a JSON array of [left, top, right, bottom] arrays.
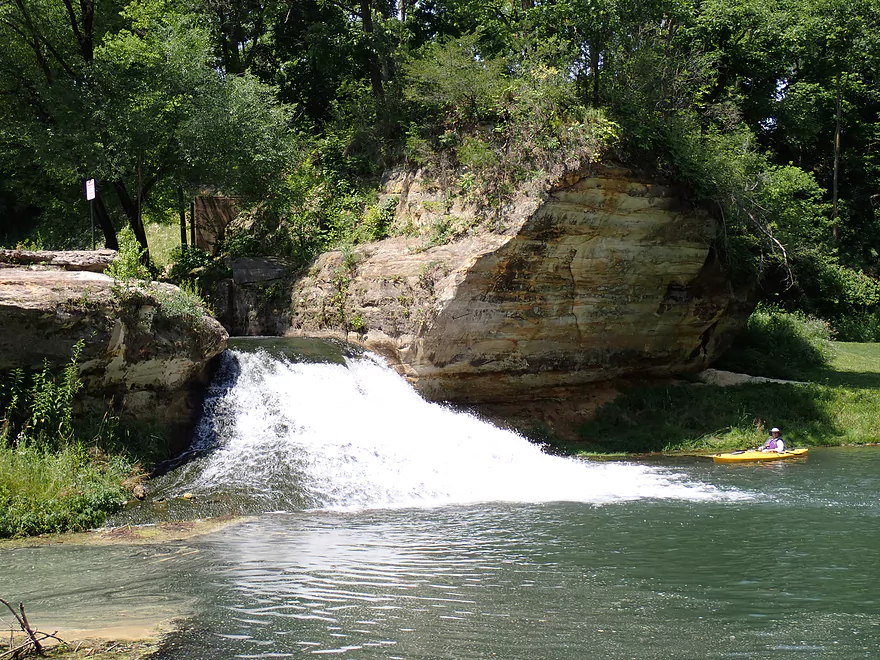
[[572, 342, 880, 455], [8, 626, 167, 660], [1, 519, 244, 660]]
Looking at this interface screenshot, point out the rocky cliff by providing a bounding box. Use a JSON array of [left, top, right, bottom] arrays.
[[289, 164, 752, 412], [0, 253, 228, 438]]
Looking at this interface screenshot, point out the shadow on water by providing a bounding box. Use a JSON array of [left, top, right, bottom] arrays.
[[575, 382, 843, 453]]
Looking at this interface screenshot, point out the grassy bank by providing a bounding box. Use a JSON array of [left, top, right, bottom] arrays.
[[0, 343, 170, 539], [574, 342, 880, 454]]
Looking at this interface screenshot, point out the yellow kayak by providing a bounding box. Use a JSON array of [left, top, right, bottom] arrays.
[[713, 448, 809, 464]]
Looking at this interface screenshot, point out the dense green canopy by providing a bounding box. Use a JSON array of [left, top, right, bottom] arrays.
[[1, 0, 878, 334]]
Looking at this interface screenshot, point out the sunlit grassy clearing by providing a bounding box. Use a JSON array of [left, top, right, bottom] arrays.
[[144, 222, 182, 268]]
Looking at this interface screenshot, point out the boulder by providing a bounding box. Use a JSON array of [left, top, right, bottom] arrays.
[[288, 164, 752, 407], [230, 257, 290, 284], [0, 268, 228, 438]]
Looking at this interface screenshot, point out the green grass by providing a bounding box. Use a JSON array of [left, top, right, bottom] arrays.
[[571, 342, 880, 456], [144, 222, 182, 268], [812, 342, 880, 387], [0, 344, 169, 539], [0, 443, 134, 538]]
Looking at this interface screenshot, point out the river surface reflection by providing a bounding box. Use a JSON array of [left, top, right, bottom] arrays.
[[2, 447, 879, 658]]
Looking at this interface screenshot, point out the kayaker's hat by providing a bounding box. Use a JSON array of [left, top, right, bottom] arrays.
[[771, 427, 780, 433]]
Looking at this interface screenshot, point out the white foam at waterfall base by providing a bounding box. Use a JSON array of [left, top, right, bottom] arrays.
[[181, 349, 743, 510]]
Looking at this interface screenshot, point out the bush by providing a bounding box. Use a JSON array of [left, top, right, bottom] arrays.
[[0, 444, 131, 538], [112, 280, 214, 328], [167, 246, 214, 282], [0, 342, 139, 538], [105, 226, 151, 281], [716, 306, 835, 380], [1, 341, 84, 451], [832, 310, 880, 342], [401, 33, 618, 216]]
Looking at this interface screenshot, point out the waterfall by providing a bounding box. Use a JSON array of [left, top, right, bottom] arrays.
[[164, 342, 739, 511]]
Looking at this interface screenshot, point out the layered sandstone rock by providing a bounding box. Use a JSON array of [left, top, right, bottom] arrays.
[[0, 248, 118, 272], [289, 165, 751, 404], [0, 266, 228, 435]]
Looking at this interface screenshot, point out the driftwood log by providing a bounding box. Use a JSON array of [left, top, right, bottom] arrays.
[[0, 598, 65, 659]]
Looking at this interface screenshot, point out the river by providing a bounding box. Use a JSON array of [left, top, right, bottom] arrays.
[[1, 340, 878, 658]]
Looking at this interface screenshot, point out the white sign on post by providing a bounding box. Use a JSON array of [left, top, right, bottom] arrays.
[[85, 179, 96, 201]]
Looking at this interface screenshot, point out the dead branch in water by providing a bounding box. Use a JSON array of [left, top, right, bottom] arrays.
[[0, 598, 65, 658]]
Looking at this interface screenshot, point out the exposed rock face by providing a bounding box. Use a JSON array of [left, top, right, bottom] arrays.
[[0, 266, 228, 437], [0, 248, 118, 272], [213, 257, 293, 336], [289, 165, 752, 407]]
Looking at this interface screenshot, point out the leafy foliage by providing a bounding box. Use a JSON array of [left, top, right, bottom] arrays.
[[1, 341, 84, 451], [0, 342, 137, 538], [0, 0, 878, 335], [401, 34, 618, 216], [106, 227, 152, 281], [715, 306, 835, 380]]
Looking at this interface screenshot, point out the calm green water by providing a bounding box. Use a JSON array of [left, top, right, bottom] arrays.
[[2, 447, 879, 659]]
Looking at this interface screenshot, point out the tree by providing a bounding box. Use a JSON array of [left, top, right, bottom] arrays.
[[0, 0, 293, 257]]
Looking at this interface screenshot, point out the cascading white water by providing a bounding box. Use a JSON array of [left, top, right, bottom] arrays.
[[173, 345, 744, 511]]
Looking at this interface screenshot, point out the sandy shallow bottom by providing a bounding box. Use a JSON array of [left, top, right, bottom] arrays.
[[0, 515, 245, 550], [1, 517, 246, 657]]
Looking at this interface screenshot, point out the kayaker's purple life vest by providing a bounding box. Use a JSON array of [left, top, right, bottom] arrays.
[[766, 437, 780, 449]]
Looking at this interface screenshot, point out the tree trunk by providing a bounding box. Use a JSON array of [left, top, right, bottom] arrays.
[[93, 189, 118, 251], [113, 179, 151, 264], [360, 0, 385, 103], [832, 71, 842, 243], [590, 45, 601, 106]]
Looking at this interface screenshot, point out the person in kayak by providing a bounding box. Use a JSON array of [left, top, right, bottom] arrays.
[[759, 428, 786, 453]]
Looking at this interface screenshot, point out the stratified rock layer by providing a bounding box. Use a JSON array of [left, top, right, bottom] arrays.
[[289, 165, 751, 403], [0, 248, 118, 272], [0, 268, 228, 433]]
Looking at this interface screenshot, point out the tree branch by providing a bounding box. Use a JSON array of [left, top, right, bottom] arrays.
[[0, 598, 44, 656]]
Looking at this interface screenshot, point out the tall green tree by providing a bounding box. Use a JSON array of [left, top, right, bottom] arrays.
[[0, 0, 293, 256]]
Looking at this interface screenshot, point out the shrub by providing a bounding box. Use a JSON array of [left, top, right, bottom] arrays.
[[401, 33, 618, 217], [168, 246, 215, 282], [716, 305, 835, 380], [0, 341, 139, 538], [832, 310, 880, 342], [1, 340, 84, 450], [0, 444, 131, 538], [112, 281, 214, 328], [106, 226, 151, 281]]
